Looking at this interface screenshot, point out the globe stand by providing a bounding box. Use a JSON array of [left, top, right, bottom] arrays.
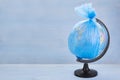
[[74, 63, 97, 78], [73, 18, 110, 78]]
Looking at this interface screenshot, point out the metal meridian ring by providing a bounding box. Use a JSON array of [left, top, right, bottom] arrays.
[[77, 18, 110, 63]]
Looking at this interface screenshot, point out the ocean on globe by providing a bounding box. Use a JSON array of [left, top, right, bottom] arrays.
[[68, 3, 108, 60]]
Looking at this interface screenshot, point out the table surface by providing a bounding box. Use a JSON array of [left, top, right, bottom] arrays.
[[0, 64, 119, 80]]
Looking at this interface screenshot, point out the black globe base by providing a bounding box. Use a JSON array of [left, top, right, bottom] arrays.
[[74, 63, 97, 78]]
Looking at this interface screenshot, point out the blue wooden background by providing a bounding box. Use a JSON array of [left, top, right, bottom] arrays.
[[0, 0, 119, 64]]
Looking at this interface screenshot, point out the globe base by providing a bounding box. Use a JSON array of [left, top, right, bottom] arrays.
[[74, 63, 97, 78]]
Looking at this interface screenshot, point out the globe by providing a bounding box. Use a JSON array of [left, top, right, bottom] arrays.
[[68, 18, 109, 61], [68, 18, 110, 78], [68, 3, 110, 78]]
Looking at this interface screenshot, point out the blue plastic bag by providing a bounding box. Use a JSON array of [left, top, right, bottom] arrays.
[[68, 3, 100, 59]]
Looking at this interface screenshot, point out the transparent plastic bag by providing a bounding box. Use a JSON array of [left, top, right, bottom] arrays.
[[68, 3, 101, 59]]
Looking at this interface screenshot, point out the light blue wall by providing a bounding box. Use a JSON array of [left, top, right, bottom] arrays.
[[0, 0, 119, 64]]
